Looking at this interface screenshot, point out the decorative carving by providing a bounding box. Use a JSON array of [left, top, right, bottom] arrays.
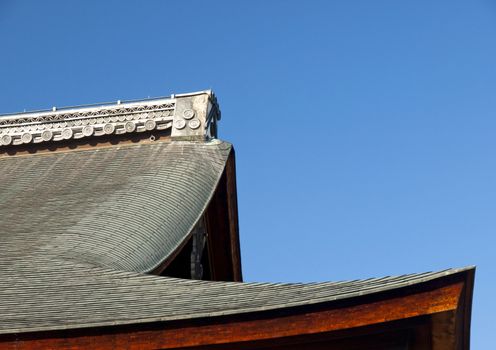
[[41, 130, 53, 141], [82, 125, 94, 137], [0, 101, 175, 147], [103, 123, 115, 135], [1, 135, 12, 146], [183, 109, 195, 120], [144, 120, 156, 131], [21, 133, 32, 144], [61, 128, 73, 140], [124, 121, 136, 133], [189, 119, 201, 130], [0, 91, 221, 146], [173, 119, 186, 130]]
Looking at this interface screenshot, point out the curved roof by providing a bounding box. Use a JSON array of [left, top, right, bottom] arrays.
[[0, 131, 473, 337], [0, 140, 231, 273], [0, 262, 472, 334]]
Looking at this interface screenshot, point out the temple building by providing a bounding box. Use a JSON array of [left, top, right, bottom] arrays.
[[0, 90, 474, 349]]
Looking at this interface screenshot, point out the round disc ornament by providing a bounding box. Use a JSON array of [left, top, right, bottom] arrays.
[[61, 128, 73, 140], [103, 123, 115, 135], [124, 121, 136, 133], [144, 120, 156, 131], [41, 130, 53, 141], [189, 119, 201, 130], [82, 125, 94, 137], [173, 119, 186, 130], [1, 135, 12, 146], [183, 109, 195, 120], [21, 133, 33, 144]]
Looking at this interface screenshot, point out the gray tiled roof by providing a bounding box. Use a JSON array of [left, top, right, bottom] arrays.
[[0, 140, 231, 273], [0, 139, 471, 334], [0, 262, 470, 334]]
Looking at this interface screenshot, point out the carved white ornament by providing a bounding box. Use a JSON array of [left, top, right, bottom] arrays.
[[0, 102, 175, 147]]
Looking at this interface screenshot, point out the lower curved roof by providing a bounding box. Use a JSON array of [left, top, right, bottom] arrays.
[[0, 263, 472, 334], [0, 140, 231, 273]]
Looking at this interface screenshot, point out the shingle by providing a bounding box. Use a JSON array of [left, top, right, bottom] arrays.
[[0, 262, 471, 334], [0, 140, 231, 273]]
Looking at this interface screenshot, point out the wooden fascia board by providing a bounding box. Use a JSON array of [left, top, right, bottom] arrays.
[[458, 267, 475, 350], [0, 274, 469, 350], [225, 149, 243, 281], [204, 148, 243, 282]]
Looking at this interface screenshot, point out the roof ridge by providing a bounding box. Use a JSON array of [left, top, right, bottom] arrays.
[[0, 90, 221, 148]]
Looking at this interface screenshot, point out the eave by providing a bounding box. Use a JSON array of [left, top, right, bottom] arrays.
[[0, 267, 474, 349]]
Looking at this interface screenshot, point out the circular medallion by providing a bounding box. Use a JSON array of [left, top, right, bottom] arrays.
[[183, 109, 195, 120], [173, 119, 186, 130], [41, 130, 53, 141], [21, 132, 33, 144], [82, 125, 94, 137], [61, 128, 73, 140], [103, 123, 115, 135], [124, 121, 136, 133], [1, 135, 12, 146], [144, 120, 156, 131], [189, 119, 201, 130]]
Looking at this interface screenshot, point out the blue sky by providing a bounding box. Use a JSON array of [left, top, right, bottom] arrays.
[[1, 1, 494, 347]]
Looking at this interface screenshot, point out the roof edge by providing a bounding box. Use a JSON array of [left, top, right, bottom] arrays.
[[0, 266, 474, 336]]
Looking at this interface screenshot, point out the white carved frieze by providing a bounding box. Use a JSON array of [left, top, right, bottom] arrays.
[[0, 101, 175, 147]]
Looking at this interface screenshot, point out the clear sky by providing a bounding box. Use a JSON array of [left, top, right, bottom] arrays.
[[1, 0, 494, 347]]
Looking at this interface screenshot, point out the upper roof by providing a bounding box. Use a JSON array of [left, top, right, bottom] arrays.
[[0, 140, 231, 273]]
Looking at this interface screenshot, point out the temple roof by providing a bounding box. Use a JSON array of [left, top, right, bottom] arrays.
[[0, 91, 474, 340]]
